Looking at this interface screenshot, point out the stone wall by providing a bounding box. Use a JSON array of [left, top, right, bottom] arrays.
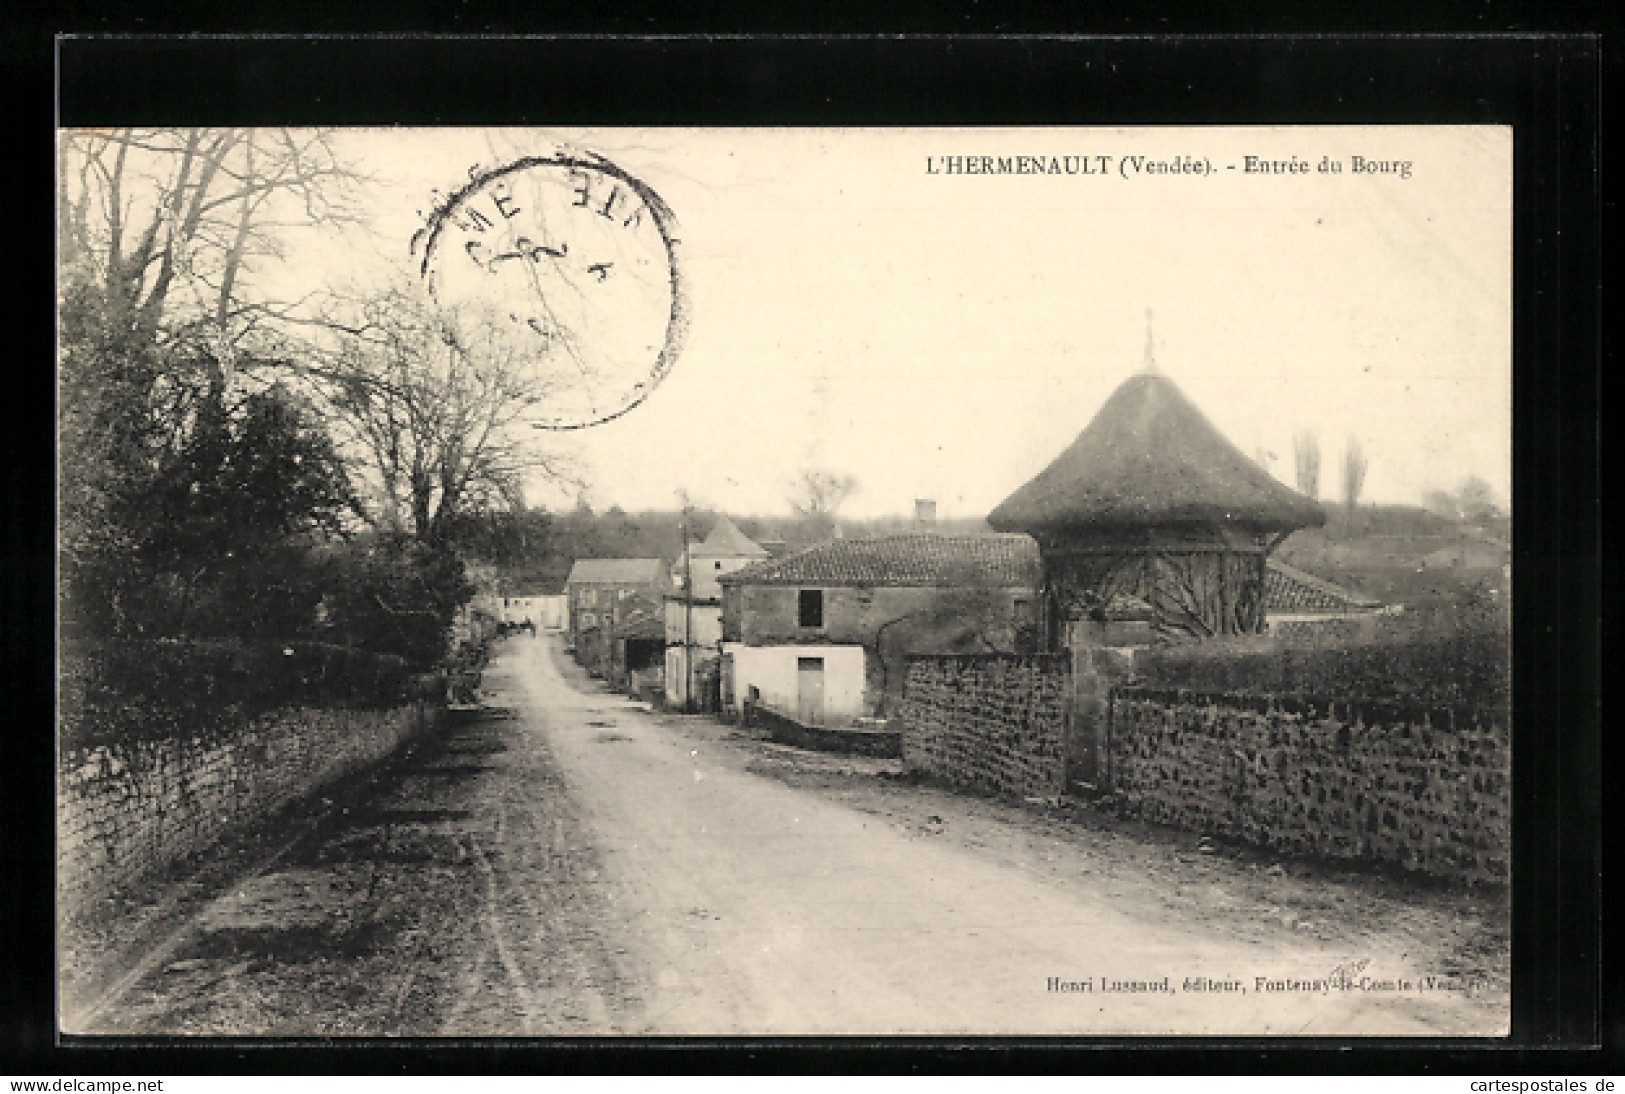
[[896, 650, 1509, 884], [898, 654, 1071, 800], [1109, 688, 1509, 884], [58, 702, 435, 918], [748, 704, 902, 759], [725, 585, 1027, 648]]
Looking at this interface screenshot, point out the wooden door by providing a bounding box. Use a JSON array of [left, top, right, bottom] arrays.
[[797, 657, 825, 724]]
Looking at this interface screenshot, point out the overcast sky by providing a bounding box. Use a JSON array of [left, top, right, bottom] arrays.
[[294, 126, 1512, 523]]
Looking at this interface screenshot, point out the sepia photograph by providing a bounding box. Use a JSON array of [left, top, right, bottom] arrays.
[[56, 124, 1513, 1038]]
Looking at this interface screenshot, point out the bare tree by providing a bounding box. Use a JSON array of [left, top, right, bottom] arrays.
[[1342, 436, 1368, 514], [59, 128, 365, 355], [58, 128, 369, 636], [786, 469, 859, 540], [1293, 430, 1321, 499], [311, 283, 579, 544]]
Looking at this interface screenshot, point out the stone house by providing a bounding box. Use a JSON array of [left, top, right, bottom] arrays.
[[565, 558, 671, 692], [665, 516, 769, 711], [718, 532, 1041, 723]]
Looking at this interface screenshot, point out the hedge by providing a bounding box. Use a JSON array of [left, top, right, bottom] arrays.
[[58, 638, 418, 751], [1129, 619, 1509, 719]]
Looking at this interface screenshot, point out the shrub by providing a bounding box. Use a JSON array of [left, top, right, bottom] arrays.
[[318, 535, 474, 671], [58, 637, 414, 752], [1130, 613, 1509, 718]]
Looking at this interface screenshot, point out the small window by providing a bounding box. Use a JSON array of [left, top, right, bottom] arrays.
[[799, 589, 824, 628], [715, 561, 723, 570]]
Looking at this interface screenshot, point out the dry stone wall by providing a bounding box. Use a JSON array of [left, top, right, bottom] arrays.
[[898, 652, 1509, 885], [58, 703, 434, 918], [898, 654, 1071, 800], [1109, 688, 1509, 884]]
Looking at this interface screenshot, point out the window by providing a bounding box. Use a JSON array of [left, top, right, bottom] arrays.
[[798, 589, 824, 628]]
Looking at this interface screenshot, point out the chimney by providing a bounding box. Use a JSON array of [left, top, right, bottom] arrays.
[[914, 498, 938, 527]]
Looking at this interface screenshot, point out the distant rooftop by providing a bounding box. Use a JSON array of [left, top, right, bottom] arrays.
[[1264, 560, 1383, 615], [692, 515, 769, 559], [565, 558, 668, 585], [719, 533, 1041, 589]]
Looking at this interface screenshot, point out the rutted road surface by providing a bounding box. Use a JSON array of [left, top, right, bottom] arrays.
[[62, 634, 1507, 1036]]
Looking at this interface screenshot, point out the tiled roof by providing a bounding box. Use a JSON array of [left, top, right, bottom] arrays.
[[719, 533, 1041, 589], [565, 558, 668, 585], [614, 605, 666, 640], [1264, 560, 1383, 615]]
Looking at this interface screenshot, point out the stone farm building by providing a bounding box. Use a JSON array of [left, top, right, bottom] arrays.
[[564, 558, 671, 695], [665, 515, 770, 711], [718, 532, 1042, 724], [988, 368, 1326, 645]]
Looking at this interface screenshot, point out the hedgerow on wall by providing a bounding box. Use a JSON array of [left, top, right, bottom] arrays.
[[58, 638, 416, 752], [1129, 616, 1509, 720]]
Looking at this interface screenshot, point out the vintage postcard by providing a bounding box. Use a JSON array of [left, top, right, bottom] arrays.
[[57, 125, 1511, 1037]]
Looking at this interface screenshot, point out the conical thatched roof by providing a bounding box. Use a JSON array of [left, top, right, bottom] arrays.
[[987, 372, 1326, 536]]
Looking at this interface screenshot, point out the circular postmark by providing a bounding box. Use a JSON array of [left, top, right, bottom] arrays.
[[412, 150, 686, 430]]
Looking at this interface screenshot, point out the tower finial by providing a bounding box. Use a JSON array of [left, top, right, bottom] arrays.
[[1142, 308, 1159, 374]]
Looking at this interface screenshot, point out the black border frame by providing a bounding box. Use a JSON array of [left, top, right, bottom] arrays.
[[12, 33, 1603, 1074]]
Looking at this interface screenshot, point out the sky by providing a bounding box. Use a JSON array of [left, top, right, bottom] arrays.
[[287, 126, 1512, 523]]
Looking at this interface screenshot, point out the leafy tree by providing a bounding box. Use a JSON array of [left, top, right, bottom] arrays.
[[58, 128, 368, 642], [319, 534, 474, 670], [59, 268, 354, 638]]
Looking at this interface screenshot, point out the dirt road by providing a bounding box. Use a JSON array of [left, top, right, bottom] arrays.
[[60, 633, 1508, 1037], [500, 637, 1505, 1036]]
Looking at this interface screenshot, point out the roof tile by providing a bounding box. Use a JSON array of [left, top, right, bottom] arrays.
[[565, 558, 668, 585], [719, 533, 1040, 588], [1264, 560, 1383, 614]]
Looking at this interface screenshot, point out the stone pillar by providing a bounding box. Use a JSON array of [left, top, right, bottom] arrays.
[[1065, 622, 1138, 795]]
